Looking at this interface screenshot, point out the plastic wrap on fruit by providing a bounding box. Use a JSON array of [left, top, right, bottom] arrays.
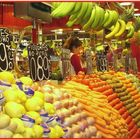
[[21, 114, 35, 127], [45, 116, 59, 127], [16, 82, 34, 97], [39, 110, 49, 122], [0, 90, 5, 105], [41, 123, 50, 138]]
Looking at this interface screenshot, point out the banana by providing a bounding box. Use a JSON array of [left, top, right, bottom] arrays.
[[111, 10, 119, 26], [71, 2, 82, 14], [51, 2, 61, 9], [91, 5, 104, 29], [126, 24, 135, 38], [66, 2, 88, 27], [102, 10, 110, 26], [83, 6, 96, 30], [51, 2, 76, 18], [105, 21, 120, 39], [103, 10, 114, 28], [115, 19, 126, 37], [80, 2, 93, 26], [95, 7, 105, 30]]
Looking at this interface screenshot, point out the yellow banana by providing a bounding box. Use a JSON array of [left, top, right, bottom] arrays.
[[115, 19, 126, 37], [72, 2, 82, 14], [105, 21, 120, 39]]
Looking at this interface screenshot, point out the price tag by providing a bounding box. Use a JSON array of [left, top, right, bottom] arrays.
[[28, 45, 51, 81], [96, 52, 108, 72], [61, 49, 71, 78], [0, 28, 14, 71]]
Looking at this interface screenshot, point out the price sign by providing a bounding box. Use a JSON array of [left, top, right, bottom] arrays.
[[125, 54, 129, 73], [85, 49, 93, 74], [96, 52, 108, 72], [0, 28, 14, 71], [28, 45, 51, 81], [61, 49, 71, 78]]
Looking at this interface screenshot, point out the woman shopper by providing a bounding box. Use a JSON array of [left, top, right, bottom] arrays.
[[63, 37, 87, 75]]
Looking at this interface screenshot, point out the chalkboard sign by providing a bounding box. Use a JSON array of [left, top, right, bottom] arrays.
[[28, 45, 51, 81], [61, 49, 71, 78], [96, 52, 108, 72], [0, 28, 14, 71]]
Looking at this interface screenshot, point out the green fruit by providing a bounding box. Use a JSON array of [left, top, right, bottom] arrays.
[[128, 107, 138, 114], [134, 115, 140, 123], [131, 110, 140, 118]]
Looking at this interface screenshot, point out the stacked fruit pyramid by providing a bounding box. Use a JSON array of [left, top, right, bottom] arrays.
[[51, 2, 135, 39], [67, 71, 140, 138], [99, 72, 140, 138], [0, 72, 68, 138], [0, 71, 102, 138], [62, 81, 128, 138], [39, 82, 102, 138]]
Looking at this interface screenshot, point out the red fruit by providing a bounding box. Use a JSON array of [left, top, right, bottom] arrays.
[[128, 120, 136, 131], [81, 79, 90, 85], [118, 107, 127, 115], [126, 116, 133, 124]]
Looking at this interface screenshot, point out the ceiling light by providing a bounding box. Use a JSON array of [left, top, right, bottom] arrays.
[[134, 13, 140, 17], [51, 30, 56, 32], [57, 29, 63, 31], [120, 2, 133, 6], [134, 8, 139, 12], [73, 28, 80, 31], [79, 30, 85, 33], [56, 31, 63, 34]]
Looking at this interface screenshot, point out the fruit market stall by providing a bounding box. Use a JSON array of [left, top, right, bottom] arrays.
[[0, 1, 140, 139]]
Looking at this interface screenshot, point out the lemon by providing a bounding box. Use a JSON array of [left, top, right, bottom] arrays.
[[13, 134, 23, 138], [0, 71, 15, 84], [54, 125, 65, 137], [44, 103, 56, 115], [20, 77, 33, 86], [34, 91, 45, 100], [33, 124, 43, 138], [48, 127, 59, 138], [11, 118, 25, 133], [25, 97, 44, 111], [0, 114, 11, 129], [26, 111, 42, 124], [22, 127, 35, 138], [4, 102, 26, 118]]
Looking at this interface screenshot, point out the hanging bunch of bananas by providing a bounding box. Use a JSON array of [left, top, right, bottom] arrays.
[[120, 3, 134, 22], [133, 16, 140, 32], [125, 22, 135, 38], [105, 19, 126, 39], [51, 2, 119, 32]]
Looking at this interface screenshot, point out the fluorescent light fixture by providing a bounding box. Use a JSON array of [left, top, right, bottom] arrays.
[[120, 2, 133, 6], [56, 31, 63, 34], [58, 29, 63, 31], [73, 28, 80, 31], [134, 13, 140, 16], [134, 8, 139, 12], [51, 30, 56, 32], [79, 30, 85, 33]]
